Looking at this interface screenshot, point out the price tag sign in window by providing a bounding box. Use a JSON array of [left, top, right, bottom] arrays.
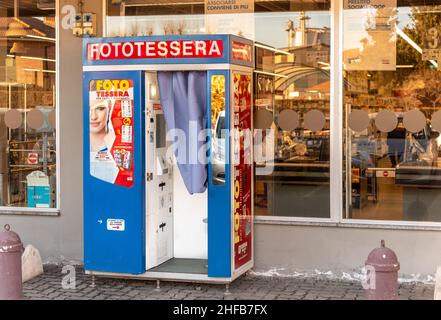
[[423, 27, 441, 61]]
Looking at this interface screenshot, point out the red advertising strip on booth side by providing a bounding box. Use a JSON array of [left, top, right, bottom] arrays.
[[233, 73, 253, 270], [88, 40, 224, 61]]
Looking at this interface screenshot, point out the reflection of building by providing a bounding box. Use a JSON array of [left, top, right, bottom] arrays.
[[254, 13, 331, 218], [256, 13, 331, 102], [0, 16, 55, 88], [343, 7, 396, 71], [274, 44, 330, 100], [288, 12, 330, 48], [0, 10, 56, 208]]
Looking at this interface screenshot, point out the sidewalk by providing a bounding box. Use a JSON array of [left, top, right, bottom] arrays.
[[23, 265, 435, 300]]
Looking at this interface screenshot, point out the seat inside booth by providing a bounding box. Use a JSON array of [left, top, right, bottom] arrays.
[[145, 71, 213, 274]]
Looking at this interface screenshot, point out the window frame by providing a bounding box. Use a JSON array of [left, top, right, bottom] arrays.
[[338, 0, 441, 229], [0, 0, 60, 216]]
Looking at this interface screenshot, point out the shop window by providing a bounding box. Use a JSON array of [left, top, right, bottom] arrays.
[[106, 0, 331, 218], [253, 7, 331, 219], [0, 1, 56, 209], [343, 1, 441, 222]]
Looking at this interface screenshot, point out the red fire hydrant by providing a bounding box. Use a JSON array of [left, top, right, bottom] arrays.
[[365, 240, 400, 300], [0, 224, 24, 300]]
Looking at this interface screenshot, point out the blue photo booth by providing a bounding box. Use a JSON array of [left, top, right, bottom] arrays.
[[83, 35, 255, 284]]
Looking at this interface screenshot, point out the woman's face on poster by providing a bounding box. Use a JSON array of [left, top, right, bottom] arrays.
[[90, 102, 108, 134]]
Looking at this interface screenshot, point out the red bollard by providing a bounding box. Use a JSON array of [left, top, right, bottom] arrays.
[[0, 224, 24, 300], [365, 240, 400, 300]]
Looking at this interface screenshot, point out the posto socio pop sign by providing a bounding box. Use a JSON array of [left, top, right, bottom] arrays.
[[87, 39, 224, 61], [343, 0, 393, 9]]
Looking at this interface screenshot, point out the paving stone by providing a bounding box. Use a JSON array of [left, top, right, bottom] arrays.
[[21, 265, 435, 301]]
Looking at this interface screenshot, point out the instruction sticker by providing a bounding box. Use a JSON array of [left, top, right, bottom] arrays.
[[107, 219, 125, 231]]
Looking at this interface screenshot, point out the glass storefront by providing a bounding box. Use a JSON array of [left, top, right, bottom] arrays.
[[253, 7, 331, 218], [344, 0, 441, 223], [105, 0, 441, 224], [0, 0, 57, 209]]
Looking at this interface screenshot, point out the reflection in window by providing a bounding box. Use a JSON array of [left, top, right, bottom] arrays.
[[344, 2, 441, 222], [254, 10, 331, 218], [0, 1, 56, 208]]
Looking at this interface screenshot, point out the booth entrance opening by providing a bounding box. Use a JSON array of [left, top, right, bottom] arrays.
[[83, 35, 254, 284], [144, 71, 208, 275]]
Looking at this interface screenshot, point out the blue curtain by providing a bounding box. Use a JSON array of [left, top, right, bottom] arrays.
[[158, 71, 208, 194]]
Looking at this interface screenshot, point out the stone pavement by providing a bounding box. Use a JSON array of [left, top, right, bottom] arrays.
[[22, 265, 435, 300]]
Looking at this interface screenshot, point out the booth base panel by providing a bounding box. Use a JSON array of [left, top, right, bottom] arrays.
[[148, 258, 207, 274], [84, 261, 253, 285]]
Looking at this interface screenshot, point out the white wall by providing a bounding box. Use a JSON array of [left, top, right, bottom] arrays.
[[173, 164, 208, 259], [254, 223, 441, 277]]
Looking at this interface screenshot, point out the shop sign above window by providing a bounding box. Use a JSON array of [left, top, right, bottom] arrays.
[[343, 0, 396, 10], [205, 0, 254, 14]]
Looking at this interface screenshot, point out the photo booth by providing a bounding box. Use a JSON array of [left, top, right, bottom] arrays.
[[83, 35, 254, 284]]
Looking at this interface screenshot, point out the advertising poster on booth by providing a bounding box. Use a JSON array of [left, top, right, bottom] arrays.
[[233, 73, 252, 270], [89, 79, 135, 187]]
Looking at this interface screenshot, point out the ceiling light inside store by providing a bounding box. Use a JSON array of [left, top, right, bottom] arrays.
[[317, 61, 330, 70], [254, 70, 288, 78], [289, 91, 300, 97], [255, 43, 290, 55], [24, 68, 56, 74], [20, 56, 56, 62], [26, 35, 56, 42]]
